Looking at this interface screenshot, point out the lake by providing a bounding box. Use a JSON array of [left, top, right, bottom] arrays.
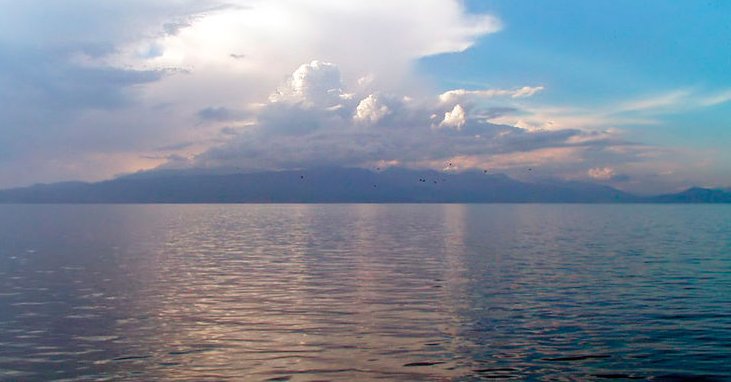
[[1, 204, 730, 381]]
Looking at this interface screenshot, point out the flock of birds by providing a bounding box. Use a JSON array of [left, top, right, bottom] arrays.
[[295, 162, 536, 190]]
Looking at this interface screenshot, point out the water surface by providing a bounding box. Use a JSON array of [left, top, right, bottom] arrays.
[[1, 204, 730, 381]]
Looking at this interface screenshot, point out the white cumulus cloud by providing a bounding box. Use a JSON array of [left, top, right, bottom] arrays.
[[269, 60, 346, 107], [354, 94, 391, 124], [439, 104, 467, 129]]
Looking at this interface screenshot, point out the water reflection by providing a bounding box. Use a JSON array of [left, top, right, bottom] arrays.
[[121, 205, 477, 380], [1, 204, 730, 381]]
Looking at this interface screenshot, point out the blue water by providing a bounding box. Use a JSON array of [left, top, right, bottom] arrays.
[[0, 204, 730, 381]]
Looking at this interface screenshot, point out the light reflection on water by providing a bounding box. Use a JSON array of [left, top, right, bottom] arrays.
[[0, 204, 730, 381]]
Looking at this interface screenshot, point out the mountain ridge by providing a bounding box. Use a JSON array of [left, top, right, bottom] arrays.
[[0, 167, 728, 203]]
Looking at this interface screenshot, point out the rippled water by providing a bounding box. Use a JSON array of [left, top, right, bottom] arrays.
[[1, 204, 730, 381]]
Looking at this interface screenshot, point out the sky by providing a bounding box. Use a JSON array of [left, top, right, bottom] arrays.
[[1, 0, 730, 194]]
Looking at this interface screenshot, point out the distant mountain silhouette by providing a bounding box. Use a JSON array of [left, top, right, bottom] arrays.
[[651, 187, 731, 203], [0, 167, 728, 203]]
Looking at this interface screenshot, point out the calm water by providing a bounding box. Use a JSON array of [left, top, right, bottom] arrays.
[[1, 204, 730, 381]]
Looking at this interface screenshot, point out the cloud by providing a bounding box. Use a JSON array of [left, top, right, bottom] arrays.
[[512, 86, 545, 98], [99, 0, 502, 93], [439, 104, 467, 129], [196, 106, 253, 122], [699, 89, 731, 107], [438, 86, 544, 105], [269, 61, 347, 107], [183, 61, 629, 179], [0, 0, 507, 187], [175, 58, 729, 195], [491, 87, 731, 134], [354, 94, 391, 124], [615, 90, 692, 113], [0, 0, 234, 186], [613, 88, 731, 115], [587, 167, 616, 180]]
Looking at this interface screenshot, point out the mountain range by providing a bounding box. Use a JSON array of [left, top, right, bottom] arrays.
[[0, 167, 729, 203]]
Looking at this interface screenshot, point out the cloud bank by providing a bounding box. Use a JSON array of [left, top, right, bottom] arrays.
[[177, 60, 627, 182]]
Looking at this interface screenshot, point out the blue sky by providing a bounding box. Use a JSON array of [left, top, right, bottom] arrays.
[[437, 0, 731, 96], [425, 0, 731, 176], [419, 0, 731, 191], [0, 0, 729, 193]]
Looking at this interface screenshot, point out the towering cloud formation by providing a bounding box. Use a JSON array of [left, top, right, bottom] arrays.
[[183, 60, 612, 177], [0, 0, 504, 187]]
